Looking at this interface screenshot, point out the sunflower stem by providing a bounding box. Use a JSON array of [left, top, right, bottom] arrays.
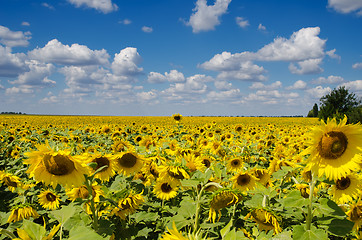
[[84, 176, 99, 232], [306, 174, 316, 231]]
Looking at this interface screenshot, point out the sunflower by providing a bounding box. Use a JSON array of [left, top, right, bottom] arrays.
[[208, 189, 242, 223], [8, 204, 39, 223], [252, 168, 271, 187], [110, 191, 144, 220], [38, 189, 60, 210], [159, 165, 190, 182], [0, 171, 22, 192], [347, 200, 362, 232], [183, 153, 205, 172], [160, 222, 188, 240], [231, 171, 258, 191], [329, 174, 362, 204], [153, 179, 178, 200], [245, 208, 282, 235], [112, 139, 130, 153], [302, 116, 362, 180], [83, 152, 116, 182], [66, 182, 104, 202], [172, 113, 182, 123], [136, 157, 160, 186], [226, 157, 243, 172], [114, 150, 143, 176], [24, 143, 88, 188]]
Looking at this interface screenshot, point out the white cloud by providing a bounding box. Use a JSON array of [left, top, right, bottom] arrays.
[[249, 81, 282, 90], [42, 3, 55, 10], [136, 90, 158, 102], [10, 60, 55, 86], [236, 17, 249, 29], [207, 89, 241, 101], [286, 80, 307, 90], [244, 90, 299, 104], [214, 80, 233, 90], [67, 0, 118, 14], [215, 61, 267, 81], [328, 0, 362, 15], [312, 75, 344, 84], [0, 45, 27, 77], [185, 0, 232, 33], [0, 25, 31, 47], [258, 23, 266, 31], [326, 49, 341, 60], [142, 26, 153, 33], [288, 58, 324, 75], [165, 69, 185, 83], [339, 80, 362, 92], [119, 19, 132, 25], [147, 72, 167, 83], [352, 62, 362, 69], [21, 22, 30, 26], [306, 86, 332, 99], [5, 86, 34, 95], [40, 95, 58, 103], [111, 47, 143, 76], [29, 39, 110, 66]]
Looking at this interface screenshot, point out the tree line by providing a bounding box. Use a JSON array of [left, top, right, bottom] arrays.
[[307, 86, 361, 124]]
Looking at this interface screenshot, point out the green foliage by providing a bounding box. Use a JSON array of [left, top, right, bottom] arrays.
[[307, 103, 319, 117], [318, 86, 361, 123]]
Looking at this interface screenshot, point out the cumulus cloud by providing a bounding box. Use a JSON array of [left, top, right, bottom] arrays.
[[245, 90, 299, 104], [29, 39, 110, 66], [236, 17, 249, 29], [111, 47, 143, 76], [339, 80, 362, 92], [288, 58, 324, 75], [67, 0, 118, 14], [0, 25, 31, 47], [306, 86, 332, 98], [185, 0, 232, 33], [258, 24, 266, 31], [10, 60, 55, 86], [136, 90, 158, 102], [207, 88, 241, 101], [312, 75, 344, 84], [352, 62, 362, 69], [142, 26, 153, 33], [249, 81, 282, 90], [212, 61, 267, 81], [286, 80, 307, 90], [147, 72, 167, 83], [328, 0, 362, 15], [214, 80, 233, 90], [326, 49, 341, 60], [165, 70, 185, 83], [5, 86, 34, 95], [0, 45, 28, 77]]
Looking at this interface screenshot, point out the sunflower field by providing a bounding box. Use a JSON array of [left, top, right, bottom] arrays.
[[0, 114, 361, 240]]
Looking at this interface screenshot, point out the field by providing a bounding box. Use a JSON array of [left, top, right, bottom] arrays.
[[0, 114, 361, 240]]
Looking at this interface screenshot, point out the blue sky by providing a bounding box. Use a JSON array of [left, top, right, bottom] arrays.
[[0, 0, 361, 116]]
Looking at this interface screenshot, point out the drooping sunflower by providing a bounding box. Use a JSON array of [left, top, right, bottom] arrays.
[[38, 189, 61, 210], [302, 116, 362, 180], [83, 152, 116, 182], [329, 174, 362, 204], [8, 204, 39, 223], [208, 189, 242, 223], [114, 150, 144, 176], [158, 165, 190, 182], [24, 143, 88, 188], [347, 200, 362, 232], [66, 182, 104, 202], [110, 191, 144, 220], [231, 171, 258, 191], [0, 171, 22, 192], [245, 208, 282, 235], [153, 179, 179, 200]]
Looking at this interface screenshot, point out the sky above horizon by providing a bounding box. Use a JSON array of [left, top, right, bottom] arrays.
[[0, 0, 361, 116]]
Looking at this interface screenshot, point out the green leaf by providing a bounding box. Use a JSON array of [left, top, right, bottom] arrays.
[[68, 226, 105, 240], [180, 179, 200, 189], [220, 219, 233, 239], [22, 219, 46, 240], [244, 194, 264, 208], [178, 198, 196, 219], [281, 190, 309, 208], [272, 230, 292, 240], [223, 228, 236, 240], [49, 203, 80, 226], [63, 210, 92, 230], [314, 198, 346, 218], [318, 217, 354, 236], [133, 211, 159, 222], [293, 225, 328, 240]]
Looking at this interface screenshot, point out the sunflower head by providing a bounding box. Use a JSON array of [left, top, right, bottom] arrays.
[[208, 189, 242, 223], [347, 201, 362, 231], [231, 171, 257, 191], [7, 204, 39, 223], [38, 189, 60, 210], [172, 113, 183, 122], [153, 179, 179, 200], [245, 208, 282, 235], [115, 151, 144, 176]]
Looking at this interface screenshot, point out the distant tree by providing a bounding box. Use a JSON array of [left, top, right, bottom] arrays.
[[307, 103, 319, 117], [318, 86, 361, 124]]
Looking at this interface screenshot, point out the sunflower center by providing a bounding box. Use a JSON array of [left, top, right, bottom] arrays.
[[202, 159, 211, 168], [168, 169, 185, 180], [173, 116, 181, 121], [318, 131, 348, 159], [350, 206, 362, 221], [46, 192, 57, 202], [237, 174, 251, 186], [118, 153, 137, 168], [336, 177, 351, 190], [251, 209, 273, 227], [231, 159, 241, 167], [93, 157, 109, 172], [79, 186, 90, 198], [4, 177, 18, 188], [161, 183, 172, 193], [43, 154, 75, 176]]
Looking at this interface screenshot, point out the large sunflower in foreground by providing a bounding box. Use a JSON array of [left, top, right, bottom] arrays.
[[302, 116, 362, 181], [24, 144, 88, 188]]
